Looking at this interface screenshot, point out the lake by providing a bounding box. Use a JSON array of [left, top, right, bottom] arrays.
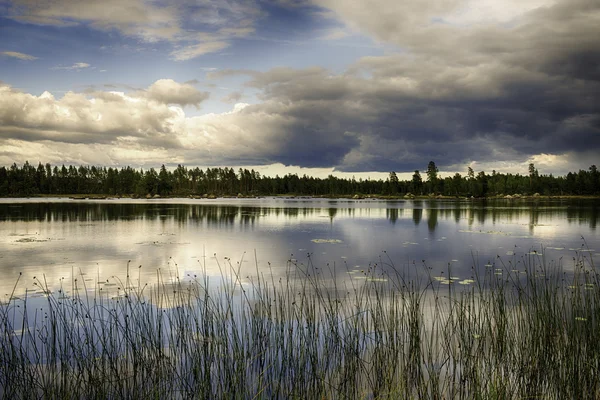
[[1, 197, 599, 398], [0, 197, 598, 298]]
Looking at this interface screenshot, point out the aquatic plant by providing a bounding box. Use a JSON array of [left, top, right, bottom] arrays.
[[0, 250, 598, 399]]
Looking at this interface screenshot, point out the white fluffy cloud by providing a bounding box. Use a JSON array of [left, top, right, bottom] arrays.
[[0, 82, 185, 147], [0, 80, 291, 167], [143, 79, 209, 107], [0, 75, 358, 168]]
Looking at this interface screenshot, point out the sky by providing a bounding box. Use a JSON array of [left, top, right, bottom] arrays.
[[0, 0, 599, 180]]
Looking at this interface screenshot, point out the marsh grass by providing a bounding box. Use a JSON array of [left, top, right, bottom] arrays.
[[1, 248, 598, 399]]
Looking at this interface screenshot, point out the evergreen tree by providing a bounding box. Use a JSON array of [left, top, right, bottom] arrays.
[[411, 170, 423, 195], [426, 161, 439, 194], [389, 171, 399, 194]]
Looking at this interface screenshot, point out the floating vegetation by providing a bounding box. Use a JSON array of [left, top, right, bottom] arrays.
[[433, 276, 454, 284], [367, 277, 388, 282], [311, 238, 343, 244], [14, 237, 49, 243], [353, 276, 388, 282]]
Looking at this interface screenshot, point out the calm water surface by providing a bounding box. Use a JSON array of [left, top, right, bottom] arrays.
[[0, 197, 598, 297]]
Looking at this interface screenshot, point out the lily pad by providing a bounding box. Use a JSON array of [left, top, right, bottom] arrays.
[[311, 239, 343, 244]]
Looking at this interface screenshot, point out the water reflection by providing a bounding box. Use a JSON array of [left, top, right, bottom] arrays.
[[387, 208, 400, 224], [0, 198, 598, 298], [0, 199, 598, 230], [427, 208, 438, 233], [412, 208, 423, 226]]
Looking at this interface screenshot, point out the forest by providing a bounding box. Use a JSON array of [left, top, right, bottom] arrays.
[[0, 161, 598, 198]]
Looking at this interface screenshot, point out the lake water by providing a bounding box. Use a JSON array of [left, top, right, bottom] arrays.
[[0, 197, 598, 298]]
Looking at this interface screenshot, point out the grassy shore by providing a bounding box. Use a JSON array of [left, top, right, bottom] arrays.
[[1, 250, 599, 399]]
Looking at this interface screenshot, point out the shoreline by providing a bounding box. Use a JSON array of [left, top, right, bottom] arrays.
[[2, 193, 599, 200]]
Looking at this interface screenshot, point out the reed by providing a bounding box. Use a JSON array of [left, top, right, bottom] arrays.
[[1, 249, 598, 399]]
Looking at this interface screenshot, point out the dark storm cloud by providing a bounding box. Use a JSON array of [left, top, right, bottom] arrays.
[[208, 0, 600, 172]]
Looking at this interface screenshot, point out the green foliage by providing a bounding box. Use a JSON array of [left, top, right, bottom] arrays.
[[411, 170, 423, 195], [0, 161, 599, 198]]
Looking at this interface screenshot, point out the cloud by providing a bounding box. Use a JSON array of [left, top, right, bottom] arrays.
[[0, 78, 357, 169], [8, 0, 181, 41], [6, 0, 262, 60], [319, 27, 350, 40], [231, 0, 598, 172], [221, 91, 243, 104], [0, 81, 187, 148], [202, 7, 598, 173], [143, 79, 209, 107], [52, 62, 91, 71], [314, 0, 600, 76], [176, 101, 359, 167], [1, 0, 599, 174], [170, 41, 230, 61], [206, 69, 257, 80], [0, 51, 38, 60]]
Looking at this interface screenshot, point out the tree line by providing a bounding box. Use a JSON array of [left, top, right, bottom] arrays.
[[0, 161, 598, 197]]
